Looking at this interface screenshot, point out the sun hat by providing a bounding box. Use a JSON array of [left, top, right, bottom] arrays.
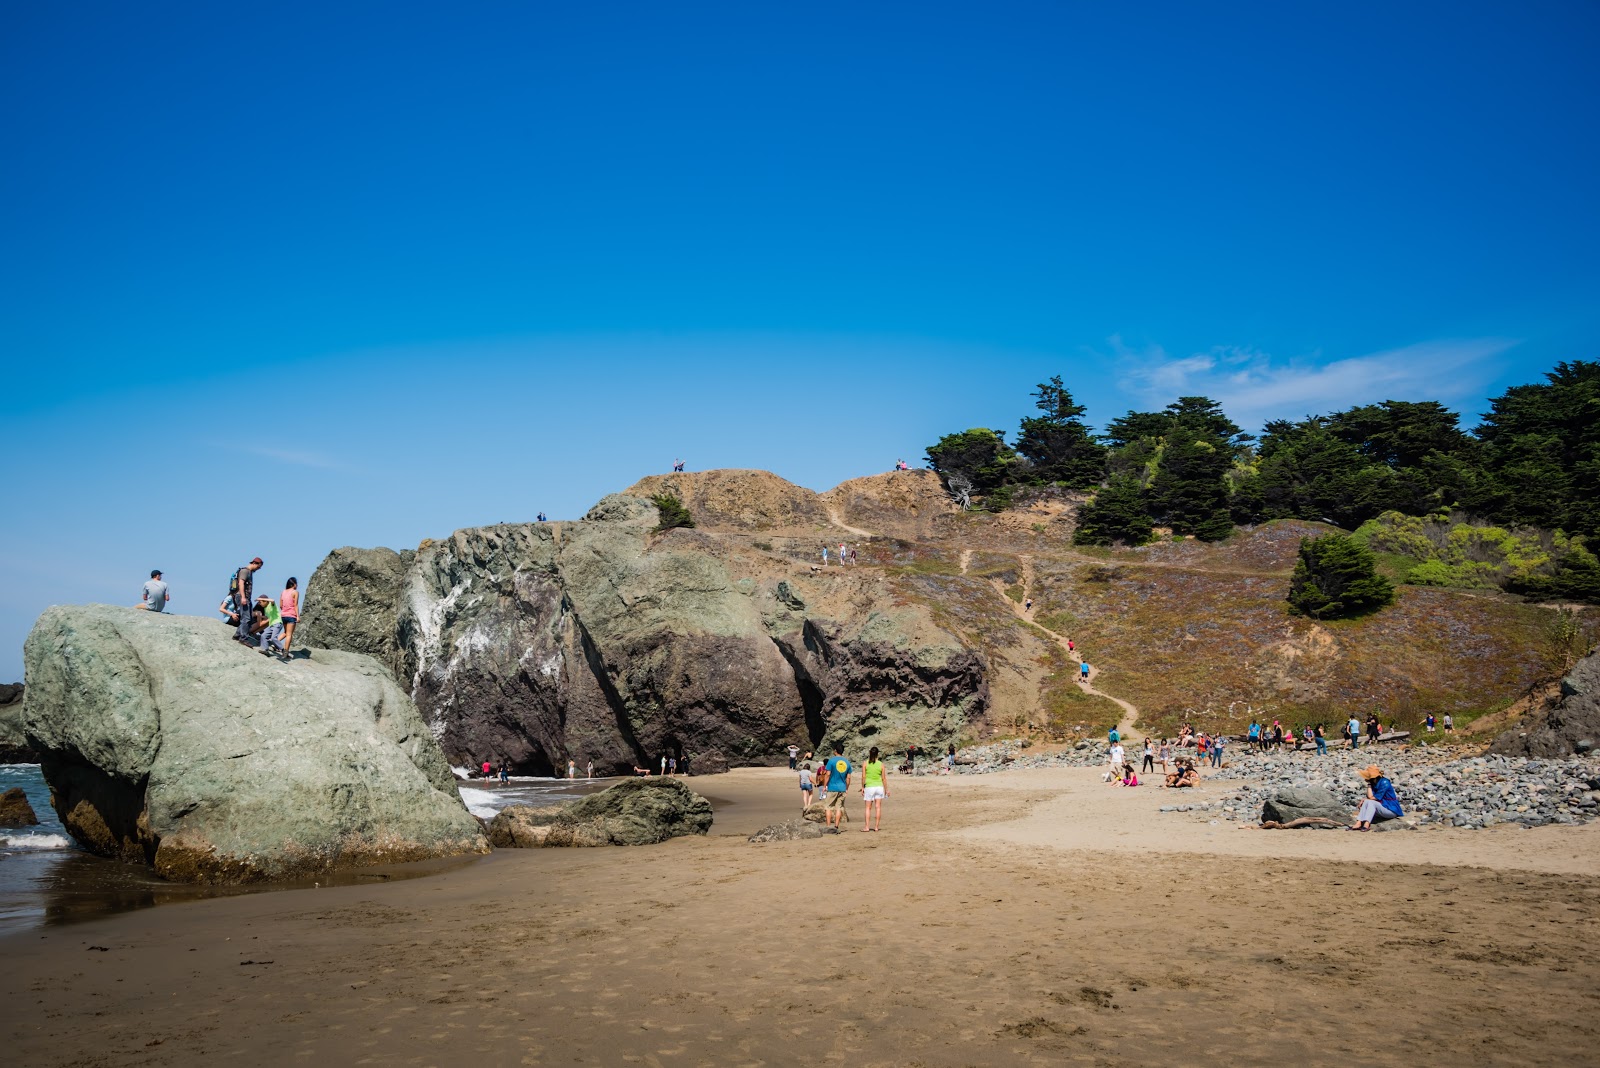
[[1361, 765, 1382, 780]]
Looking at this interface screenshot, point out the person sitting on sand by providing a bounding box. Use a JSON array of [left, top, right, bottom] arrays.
[[1165, 760, 1200, 788], [1350, 765, 1404, 830], [1119, 763, 1140, 787]]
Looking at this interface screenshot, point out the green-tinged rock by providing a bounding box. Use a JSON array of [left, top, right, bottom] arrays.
[[21, 605, 487, 883], [486, 777, 712, 847]]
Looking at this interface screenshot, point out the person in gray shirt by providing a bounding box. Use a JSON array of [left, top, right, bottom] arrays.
[[139, 570, 170, 612]]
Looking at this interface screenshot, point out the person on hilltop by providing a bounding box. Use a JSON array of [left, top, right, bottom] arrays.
[[823, 743, 852, 830], [231, 557, 264, 645], [1350, 765, 1404, 830], [255, 595, 289, 660], [787, 744, 800, 770], [218, 593, 240, 628], [137, 569, 170, 612], [536, 512, 547, 523], [278, 577, 300, 660], [672, 458, 685, 472], [860, 746, 889, 831]]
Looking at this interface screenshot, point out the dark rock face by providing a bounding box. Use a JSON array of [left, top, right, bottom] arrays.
[[1261, 786, 1349, 824], [1492, 650, 1600, 758], [21, 606, 486, 883], [0, 786, 38, 827], [486, 778, 712, 847], [301, 485, 987, 776]]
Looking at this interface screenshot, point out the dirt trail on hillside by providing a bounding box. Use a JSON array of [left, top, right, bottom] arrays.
[[825, 501, 875, 539], [988, 552, 1143, 738]]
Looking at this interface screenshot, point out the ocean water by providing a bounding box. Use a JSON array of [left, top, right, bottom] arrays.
[[0, 765, 617, 938]]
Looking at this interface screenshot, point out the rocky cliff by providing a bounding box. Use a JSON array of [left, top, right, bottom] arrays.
[[1492, 648, 1600, 758], [301, 474, 991, 775], [21, 606, 487, 882]]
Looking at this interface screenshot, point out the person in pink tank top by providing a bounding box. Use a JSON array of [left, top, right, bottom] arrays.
[[279, 578, 300, 660]]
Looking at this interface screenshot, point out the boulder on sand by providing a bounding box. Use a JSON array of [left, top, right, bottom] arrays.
[[0, 786, 38, 827], [748, 818, 825, 842], [487, 777, 712, 848], [1261, 786, 1349, 826], [21, 605, 487, 883]]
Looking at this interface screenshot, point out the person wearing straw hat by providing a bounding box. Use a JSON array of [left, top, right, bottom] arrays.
[[1350, 765, 1404, 830]]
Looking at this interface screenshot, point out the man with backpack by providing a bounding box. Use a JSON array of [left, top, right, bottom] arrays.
[[232, 558, 263, 645]]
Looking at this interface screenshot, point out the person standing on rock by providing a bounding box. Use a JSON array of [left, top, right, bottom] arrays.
[[1211, 732, 1225, 767], [138, 569, 170, 612], [787, 744, 800, 770], [1314, 723, 1327, 755], [1347, 714, 1362, 749], [278, 577, 300, 660], [823, 743, 852, 829], [232, 557, 263, 645], [1247, 720, 1260, 751], [256, 595, 288, 659], [1350, 765, 1404, 830], [860, 746, 888, 831], [536, 512, 547, 522]]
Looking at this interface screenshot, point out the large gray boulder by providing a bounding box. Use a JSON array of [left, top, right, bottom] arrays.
[[21, 605, 487, 883], [1492, 649, 1600, 758], [1261, 786, 1349, 825], [299, 476, 987, 777], [486, 777, 712, 847]]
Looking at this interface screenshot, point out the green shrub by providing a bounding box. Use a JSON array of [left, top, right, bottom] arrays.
[[1287, 533, 1396, 619], [650, 493, 695, 533]]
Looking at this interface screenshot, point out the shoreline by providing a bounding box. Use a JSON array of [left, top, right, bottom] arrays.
[[4, 765, 1597, 1065]]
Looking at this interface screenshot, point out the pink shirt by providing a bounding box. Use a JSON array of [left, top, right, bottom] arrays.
[[280, 588, 299, 618]]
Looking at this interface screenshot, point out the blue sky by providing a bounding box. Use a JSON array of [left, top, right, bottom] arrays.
[[2, 2, 1597, 680]]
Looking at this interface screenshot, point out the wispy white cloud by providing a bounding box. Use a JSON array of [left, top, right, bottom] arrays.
[[1107, 336, 1520, 430]]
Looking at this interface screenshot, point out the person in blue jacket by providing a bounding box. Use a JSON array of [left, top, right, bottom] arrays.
[[1350, 765, 1404, 830]]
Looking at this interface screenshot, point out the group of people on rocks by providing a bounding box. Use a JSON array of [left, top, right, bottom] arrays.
[[220, 558, 301, 662], [796, 743, 890, 831]]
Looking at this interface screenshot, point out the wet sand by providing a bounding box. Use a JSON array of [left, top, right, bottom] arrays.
[[4, 766, 1599, 1066]]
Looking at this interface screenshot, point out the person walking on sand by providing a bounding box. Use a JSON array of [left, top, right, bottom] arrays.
[[860, 746, 888, 831], [1158, 738, 1172, 777], [823, 744, 852, 829], [1108, 739, 1125, 776], [137, 569, 170, 612], [232, 557, 263, 645], [278, 577, 300, 659], [1142, 737, 1155, 775], [799, 759, 816, 811], [788, 744, 800, 770]]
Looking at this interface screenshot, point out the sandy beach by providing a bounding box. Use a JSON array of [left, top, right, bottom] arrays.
[[4, 766, 1599, 1067]]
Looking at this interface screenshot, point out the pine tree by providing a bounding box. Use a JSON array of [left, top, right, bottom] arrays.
[[1073, 476, 1155, 546], [1287, 533, 1395, 619]]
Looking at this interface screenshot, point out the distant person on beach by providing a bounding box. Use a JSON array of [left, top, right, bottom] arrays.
[[482, 760, 492, 779], [799, 760, 815, 811], [499, 761, 509, 783], [586, 760, 593, 779], [1347, 715, 1362, 749], [1210, 732, 1225, 767], [943, 744, 955, 775], [231, 557, 263, 645], [1142, 738, 1154, 774], [1314, 723, 1327, 755], [1108, 740, 1124, 773], [1119, 764, 1140, 787], [661, 754, 668, 776], [1350, 765, 1404, 830], [1165, 760, 1200, 788], [278, 577, 300, 659], [823, 744, 852, 829], [860, 746, 888, 831], [788, 744, 800, 770], [1247, 721, 1260, 750], [633, 765, 651, 776], [1158, 738, 1171, 776], [668, 755, 677, 775], [568, 759, 576, 779], [138, 569, 170, 612]]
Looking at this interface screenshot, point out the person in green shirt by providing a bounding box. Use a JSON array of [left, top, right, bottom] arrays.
[[860, 745, 889, 832], [254, 595, 288, 660]]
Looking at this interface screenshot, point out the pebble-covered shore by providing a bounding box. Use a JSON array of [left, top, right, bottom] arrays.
[[927, 738, 1600, 828]]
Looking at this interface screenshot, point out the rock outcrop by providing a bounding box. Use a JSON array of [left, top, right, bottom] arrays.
[[486, 777, 712, 847], [0, 683, 38, 763], [748, 818, 825, 842], [21, 606, 487, 883], [300, 473, 989, 776], [1492, 649, 1600, 758], [1260, 786, 1349, 825], [0, 786, 38, 827]]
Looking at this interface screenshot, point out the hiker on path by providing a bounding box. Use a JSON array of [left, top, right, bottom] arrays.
[[278, 577, 300, 659], [1366, 714, 1381, 746], [138, 569, 170, 612], [232, 558, 264, 645], [821, 546, 830, 566], [1443, 713, 1454, 733], [1079, 661, 1090, 683]]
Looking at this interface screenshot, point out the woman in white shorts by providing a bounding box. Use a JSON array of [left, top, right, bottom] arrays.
[[860, 746, 889, 831]]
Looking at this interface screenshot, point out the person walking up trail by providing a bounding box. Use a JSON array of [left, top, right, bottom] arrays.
[[138, 569, 170, 612], [860, 747, 888, 831], [232, 558, 263, 645]]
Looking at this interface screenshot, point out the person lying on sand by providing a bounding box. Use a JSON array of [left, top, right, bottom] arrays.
[[632, 765, 652, 776]]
